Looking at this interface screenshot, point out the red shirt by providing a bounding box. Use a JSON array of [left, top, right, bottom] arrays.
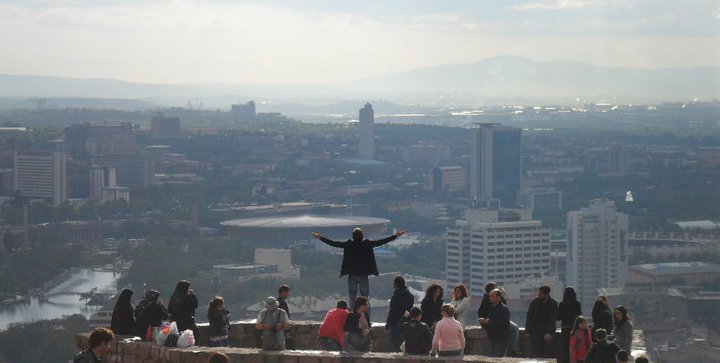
[[319, 308, 350, 346]]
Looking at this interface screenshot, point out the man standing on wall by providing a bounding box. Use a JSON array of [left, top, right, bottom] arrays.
[[312, 228, 405, 303]]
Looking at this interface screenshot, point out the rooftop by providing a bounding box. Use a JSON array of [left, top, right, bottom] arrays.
[[220, 214, 389, 229], [631, 261, 720, 276]]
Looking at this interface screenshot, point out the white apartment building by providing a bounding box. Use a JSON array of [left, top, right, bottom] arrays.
[[14, 150, 67, 205], [567, 199, 629, 307], [446, 208, 551, 295]]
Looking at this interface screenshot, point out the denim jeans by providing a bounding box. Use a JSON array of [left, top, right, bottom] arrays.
[[319, 337, 342, 351], [348, 274, 370, 302]]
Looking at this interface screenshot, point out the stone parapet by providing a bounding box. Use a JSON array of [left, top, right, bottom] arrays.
[[75, 321, 645, 362]]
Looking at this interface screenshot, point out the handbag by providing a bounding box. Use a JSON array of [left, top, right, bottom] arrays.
[[165, 333, 179, 347]]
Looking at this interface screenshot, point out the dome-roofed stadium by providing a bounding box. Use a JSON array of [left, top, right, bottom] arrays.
[[220, 214, 390, 244]]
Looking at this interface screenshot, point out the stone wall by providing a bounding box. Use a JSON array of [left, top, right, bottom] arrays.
[[75, 321, 646, 363], [190, 321, 545, 356]]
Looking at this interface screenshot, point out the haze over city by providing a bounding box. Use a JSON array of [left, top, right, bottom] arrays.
[[0, 1, 719, 363], [1, 0, 719, 85]]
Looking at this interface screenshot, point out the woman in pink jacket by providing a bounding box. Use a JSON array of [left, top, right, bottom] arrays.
[[431, 304, 465, 357]]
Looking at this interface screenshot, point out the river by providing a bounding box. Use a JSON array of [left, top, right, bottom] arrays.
[[0, 268, 121, 331]]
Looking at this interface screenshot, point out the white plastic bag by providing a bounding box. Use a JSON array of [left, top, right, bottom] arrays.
[[177, 329, 195, 348], [154, 321, 172, 346]]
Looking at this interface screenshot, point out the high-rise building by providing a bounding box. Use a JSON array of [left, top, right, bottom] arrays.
[[231, 101, 256, 120], [608, 146, 630, 175], [358, 103, 374, 160], [567, 199, 629, 307], [429, 166, 466, 192], [94, 152, 154, 188], [470, 123, 521, 207], [90, 165, 117, 200], [64, 122, 135, 157], [150, 114, 181, 137], [446, 208, 550, 294], [14, 150, 67, 205]]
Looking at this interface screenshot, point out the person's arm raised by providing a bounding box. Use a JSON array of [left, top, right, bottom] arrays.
[[312, 232, 345, 248], [370, 229, 406, 247]]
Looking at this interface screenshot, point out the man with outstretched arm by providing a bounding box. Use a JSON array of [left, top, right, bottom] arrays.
[[312, 228, 405, 303]]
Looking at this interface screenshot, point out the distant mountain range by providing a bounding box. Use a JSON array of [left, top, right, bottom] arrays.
[[0, 56, 718, 107]]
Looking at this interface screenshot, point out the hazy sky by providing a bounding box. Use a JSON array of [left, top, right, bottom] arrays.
[[0, 0, 718, 84]]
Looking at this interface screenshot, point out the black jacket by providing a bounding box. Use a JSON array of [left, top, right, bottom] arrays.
[[110, 289, 135, 336], [420, 296, 443, 327], [401, 320, 432, 355], [73, 349, 100, 363], [584, 340, 621, 363], [319, 235, 397, 276], [591, 301, 614, 338], [558, 300, 582, 328], [278, 296, 290, 319], [525, 296, 558, 335], [386, 286, 414, 327], [344, 311, 362, 332], [134, 301, 169, 338], [486, 302, 511, 343], [477, 293, 491, 320], [208, 309, 230, 337], [478, 293, 507, 329]]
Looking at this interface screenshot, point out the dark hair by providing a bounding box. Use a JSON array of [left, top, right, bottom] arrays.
[[207, 352, 230, 363], [88, 327, 115, 348], [409, 307, 422, 318], [278, 285, 290, 294], [596, 328, 608, 340], [454, 284, 468, 299], [562, 286, 577, 303], [394, 275, 406, 288], [616, 350, 630, 362], [485, 282, 497, 294], [635, 357, 650, 363], [336, 300, 348, 309], [570, 315, 588, 337], [353, 296, 368, 311], [424, 283, 444, 301], [539, 285, 551, 295], [614, 305, 630, 328], [441, 303, 455, 317], [352, 228, 363, 240], [207, 296, 224, 320]]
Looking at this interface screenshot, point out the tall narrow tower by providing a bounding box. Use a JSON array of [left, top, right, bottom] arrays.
[[470, 124, 521, 207], [359, 103, 374, 160]]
